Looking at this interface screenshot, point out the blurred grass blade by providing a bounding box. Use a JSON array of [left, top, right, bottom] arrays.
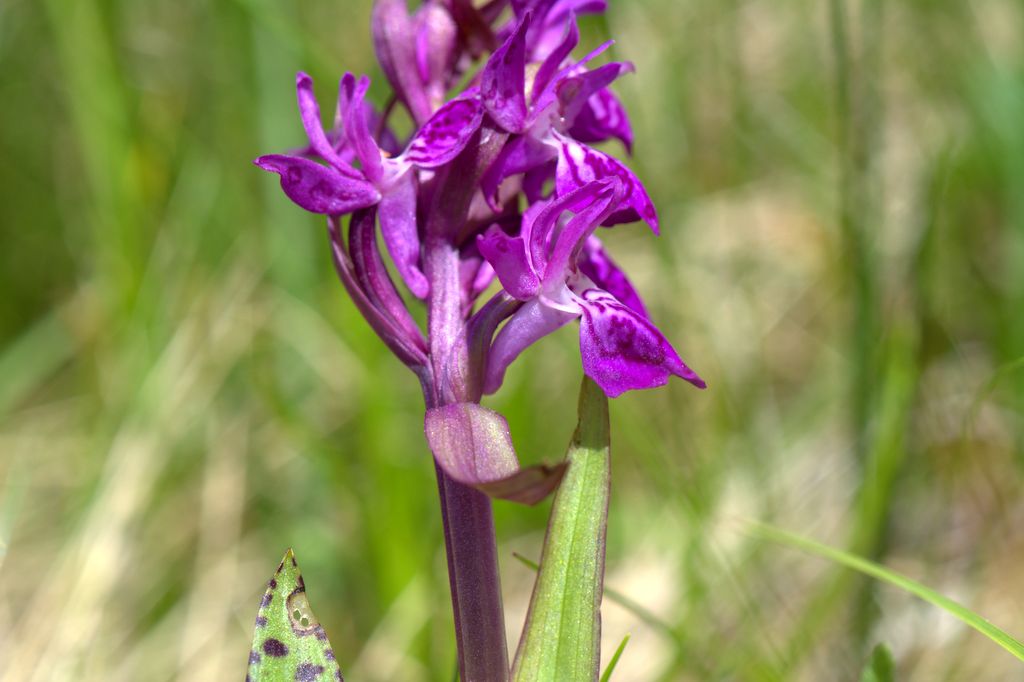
[[0, 309, 74, 416], [599, 634, 630, 682], [860, 644, 894, 682], [247, 549, 345, 681], [512, 376, 611, 681], [751, 522, 1024, 662]]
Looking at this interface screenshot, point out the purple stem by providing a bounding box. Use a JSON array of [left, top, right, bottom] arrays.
[[417, 121, 513, 681], [425, 235, 509, 682], [433, 462, 509, 682]]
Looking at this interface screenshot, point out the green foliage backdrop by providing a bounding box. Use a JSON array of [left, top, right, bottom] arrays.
[[0, 0, 1022, 680]]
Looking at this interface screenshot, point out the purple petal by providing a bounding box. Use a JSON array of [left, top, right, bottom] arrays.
[[481, 14, 530, 133], [576, 288, 704, 397], [327, 215, 427, 367], [344, 75, 384, 184], [372, 0, 433, 125], [296, 72, 362, 179], [578, 236, 648, 317], [542, 178, 623, 288], [555, 61, 634, 130], [554, 132, 658, 232], [531, 38, 615, 120], [459, 245, 497, 312], [348, 203, 428, 351], [377, 174, 429, 298], [414, 3, 458, 106], [477, 225, 541, 300], [254, 154, 380, 215], [424, 402, 566, 505], [530, 0, 607, 59], [337, 73, 403, 157], [335, 72, 357, 130], [568, 86, 634, 153], [480, 135, 556, 209], [531, 13, 579, 101], [523, 178, 618, 276], [484, 297, 578, 394], [404, 98, 484, 168]]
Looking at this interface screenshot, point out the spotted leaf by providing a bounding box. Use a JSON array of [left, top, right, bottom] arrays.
[[246, 549, 344, 682]]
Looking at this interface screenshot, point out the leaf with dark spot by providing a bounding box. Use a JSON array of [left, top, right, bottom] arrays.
[[246, 549, 345, 682]]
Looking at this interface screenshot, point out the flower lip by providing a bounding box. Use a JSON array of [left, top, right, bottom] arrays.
[[577, 288, 706, 396]]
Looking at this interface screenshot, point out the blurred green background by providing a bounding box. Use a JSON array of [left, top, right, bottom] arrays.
[[1, 0, 1023, 680]]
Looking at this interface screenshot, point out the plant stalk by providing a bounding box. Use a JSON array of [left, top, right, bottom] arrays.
[[425, 234, 509, 682]]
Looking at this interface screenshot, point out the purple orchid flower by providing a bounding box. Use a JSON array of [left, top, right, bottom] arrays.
[[477, 177, 704, 397], [500, 0, 632, 153], [255, 72, 485, 297], [479, 14, 650, 229], [254, 3, 706, 678]]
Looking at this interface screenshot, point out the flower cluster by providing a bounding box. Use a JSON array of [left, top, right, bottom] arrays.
[[255, 0, 703, 478]]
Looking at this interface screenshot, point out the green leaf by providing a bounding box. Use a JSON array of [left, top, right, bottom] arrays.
[[512, 376, 611, 681], [246, 549, 345, 682], [599, 634, 630, 682], [750, 522, 1024, 663], [512, 553, 679, 644], [860, 644, 895, 682]]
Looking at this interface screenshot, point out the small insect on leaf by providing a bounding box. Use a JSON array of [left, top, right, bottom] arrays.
[[246, 549, 344, 682]]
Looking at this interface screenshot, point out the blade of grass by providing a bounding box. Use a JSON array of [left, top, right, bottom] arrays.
[[43, 0, 144, 309], [0, 307, 74, 416], [599, 634, 630, 682], [749, 522, 1024, 663]]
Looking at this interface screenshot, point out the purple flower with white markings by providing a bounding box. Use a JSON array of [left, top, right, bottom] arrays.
[[478, 14, 653, 229], [478, 177, 703, 397], [256, 71, 484, 297], [253, 3, 704, 678]]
